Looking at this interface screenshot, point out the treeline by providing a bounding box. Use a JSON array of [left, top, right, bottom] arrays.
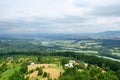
[[59, 65, 119, 80], [97, 39, 120, 48], [98, 48, 120, 59], [52, 52, 120, 72], [1, 51, 120, 80], [1, 51, 120, 72], [0, 40, 46, 53], [9, 63, 28, 80]]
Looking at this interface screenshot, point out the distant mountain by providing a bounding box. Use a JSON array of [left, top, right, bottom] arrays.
[[92, 31, 120, 39], [0, 31, 120, 40]]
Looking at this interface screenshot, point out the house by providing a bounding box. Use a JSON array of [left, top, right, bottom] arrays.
[[65, 64, 69, 67], [65, 63, 73, 68], [65, 60, 75, 68], [30, 62, 35, 65]]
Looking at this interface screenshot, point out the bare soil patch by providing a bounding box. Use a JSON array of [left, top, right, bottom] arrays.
[[28, 64, 57, 71], [27, 64, 63, 80], [43, 68, 63, 79]]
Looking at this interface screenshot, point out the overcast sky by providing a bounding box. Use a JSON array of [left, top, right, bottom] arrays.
[[0, 0, 120, 34]]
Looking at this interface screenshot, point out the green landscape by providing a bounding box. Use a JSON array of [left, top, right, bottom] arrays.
[[0, 37, 120, 80], [1, 0, 120, 80], [0, 38, 120, 60], [0, 51, 120, 80]]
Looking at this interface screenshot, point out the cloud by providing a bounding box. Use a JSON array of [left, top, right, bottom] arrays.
[[0, 0, 83, 20], [92, 4, 120, 17], [75, 0, 120, 8], [75, 0, 120, 16], [0, 0, 120, 34]]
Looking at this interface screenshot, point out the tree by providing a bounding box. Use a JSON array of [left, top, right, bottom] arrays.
[[25, 76, 29, 80], [20, 63, 28, 74], [38, 68, 43, 76], [0, 63, 7, 72], [43, 72, 47, 77], [38, 56, 42, 62], [61, 58, 68, 66], [9, 71, 25, 80], [116, 70, 120, 80]]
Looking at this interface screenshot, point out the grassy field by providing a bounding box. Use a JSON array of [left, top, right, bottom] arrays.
[[27, 64, 64, 80], [0, 67, 20, 80]]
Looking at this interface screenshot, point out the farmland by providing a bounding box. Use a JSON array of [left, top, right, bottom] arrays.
[[0, 54, 67, 80], [0, 52, 120, 80], [0, 38, 120, 80], [27, 64, 63, 80], [0, 39, 120, 60]]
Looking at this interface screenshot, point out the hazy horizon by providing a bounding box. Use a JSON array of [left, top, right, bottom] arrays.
[[0, 0, 120, 34]]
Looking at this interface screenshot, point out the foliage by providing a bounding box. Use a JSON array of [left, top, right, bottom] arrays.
[[9, 70, 25, 80], [116, 69, 120, 80], [20, 63, 28, 74], [59, 65, 119, 80], [43, 72, 48, 77], [38, 68, 43, 76], [0, 51, 120, 80], [61, 58, 69, 65], [0, 63, 7, 73]]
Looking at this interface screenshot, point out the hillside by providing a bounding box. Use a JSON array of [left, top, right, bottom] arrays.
[[92, 31, 120, 39]]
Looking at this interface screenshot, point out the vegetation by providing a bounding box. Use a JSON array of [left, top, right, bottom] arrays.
[[59, 65, 119, 80], [0, 39, 120, 60], [43, 72, 47, 77], [0, 51, 120, 80], [9, 70, 24, 80], [37, 68, 43, 76], [0, 38, 120, 80]]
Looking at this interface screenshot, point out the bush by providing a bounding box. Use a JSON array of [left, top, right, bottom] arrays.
[[38, 68, 43, 76], [43, 72, 47, 77]]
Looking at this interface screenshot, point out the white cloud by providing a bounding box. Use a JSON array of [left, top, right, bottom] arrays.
[[97, 17, 120, 26], [0, 0, 86, 20], [0, 0, 120, 33], [75, 0, 120, 7]]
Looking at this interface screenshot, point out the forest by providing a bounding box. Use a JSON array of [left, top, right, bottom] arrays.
[[0, 51, 120, 80]]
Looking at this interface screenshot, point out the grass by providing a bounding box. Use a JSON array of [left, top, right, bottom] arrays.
[[27, 64, 64, 80], [0, 55, 66, 80], [0, 67, 20, 80]]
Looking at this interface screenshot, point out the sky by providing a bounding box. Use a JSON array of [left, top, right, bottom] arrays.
[[0, 0, 120, 34]]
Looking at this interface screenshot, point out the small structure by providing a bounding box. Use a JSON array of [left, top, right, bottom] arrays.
[[65, 63, 73, 68], [65, 64, 69, 67], [7, 56, 13, 60], [30, 62, 35, 65], [65, 60, 75, 68]]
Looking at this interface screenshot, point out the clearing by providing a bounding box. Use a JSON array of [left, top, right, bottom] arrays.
[[27, 64, 64, 80]]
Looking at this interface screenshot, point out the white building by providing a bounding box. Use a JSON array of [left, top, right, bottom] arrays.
[[30, 62, 35, 65], [65, 60, 75, 68], [65, 63, 73, 68]]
